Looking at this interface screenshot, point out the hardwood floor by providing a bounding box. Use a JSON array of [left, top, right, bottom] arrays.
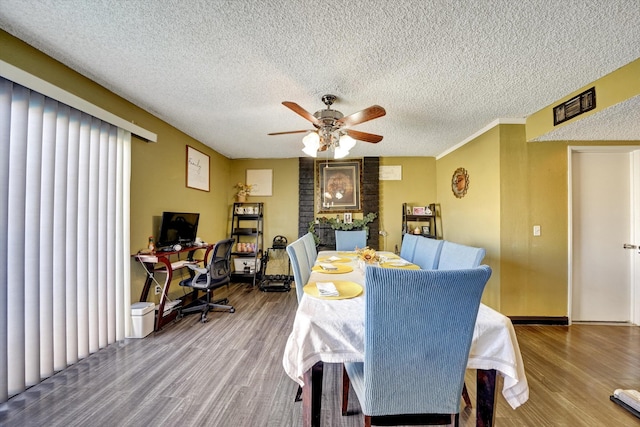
[[1, 283, 639, 426]]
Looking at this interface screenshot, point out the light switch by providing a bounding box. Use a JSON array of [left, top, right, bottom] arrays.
[[533, 225, 541, 236]]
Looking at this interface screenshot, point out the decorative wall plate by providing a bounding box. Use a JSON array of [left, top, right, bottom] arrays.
[[452, 167, 469, 198]]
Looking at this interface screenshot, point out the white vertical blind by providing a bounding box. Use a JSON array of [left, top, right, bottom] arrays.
[[0, 76, 131, 402]]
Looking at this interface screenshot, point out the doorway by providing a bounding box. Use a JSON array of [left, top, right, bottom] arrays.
[[569, 147, 640, 323]]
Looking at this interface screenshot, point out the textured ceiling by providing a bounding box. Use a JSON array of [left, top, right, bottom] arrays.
[[1, 0, 639, 159]]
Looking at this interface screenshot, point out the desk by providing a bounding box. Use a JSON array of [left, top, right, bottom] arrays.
[[282, 251, 528, 426], [133, 244, 213, 331]]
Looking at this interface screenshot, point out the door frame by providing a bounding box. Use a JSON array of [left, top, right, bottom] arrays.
[[567, 145, 640, 325]]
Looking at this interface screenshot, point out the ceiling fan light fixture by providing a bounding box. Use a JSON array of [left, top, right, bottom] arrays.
[[273, 95, 385, 159], [302, 145, 318, 157], [302, 131, 320, 149], [339, 134, 356, 151], [302, 131, 320, 156], [333, 145, 350, 159]]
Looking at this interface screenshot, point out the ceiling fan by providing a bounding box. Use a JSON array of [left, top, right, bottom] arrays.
[[268, 94, 386, 157]]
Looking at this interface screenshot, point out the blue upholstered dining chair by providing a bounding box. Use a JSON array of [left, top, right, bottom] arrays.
[[342, 265, 492, 427], [433, 240, 486, 409], [411, 236, 444, 269], [286, 235, 314, 402], [285, 236, 312, 304], [300, 232, 318, 266], [399, 233, 419, 262], [437, 241, 486, 270], [335, 229, 367, 251]]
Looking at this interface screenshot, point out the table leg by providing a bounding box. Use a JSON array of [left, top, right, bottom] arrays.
[[302, 362, 324, 427], [155, 257, 173, 331], [476, 369, 497, 427]]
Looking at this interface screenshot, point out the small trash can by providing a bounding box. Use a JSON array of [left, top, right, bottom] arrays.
[[130, 302, 155, 338]]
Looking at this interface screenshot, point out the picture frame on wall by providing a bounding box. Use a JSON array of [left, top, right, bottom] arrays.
[[246, 169, 273, 196], [317, 159, 362, 213], [186, 145, 210, 192]]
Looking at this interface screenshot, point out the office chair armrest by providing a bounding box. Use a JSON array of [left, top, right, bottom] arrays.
[[186, 264, 207, 274]]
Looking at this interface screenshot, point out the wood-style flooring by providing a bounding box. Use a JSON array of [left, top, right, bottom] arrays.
[[1, 283, 639, 426]]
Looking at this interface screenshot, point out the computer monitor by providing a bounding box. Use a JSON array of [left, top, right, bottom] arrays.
[[157, 212, 200, 248]]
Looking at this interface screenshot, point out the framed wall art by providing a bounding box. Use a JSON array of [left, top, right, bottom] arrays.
[[186, 145, 210, 192], [316, 159, 362, 213], [452, 167, 469, 198], [246, 169, 273, 196], [412, 206, 425, 215]]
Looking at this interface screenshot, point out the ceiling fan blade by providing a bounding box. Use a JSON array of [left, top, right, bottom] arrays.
[[282, 101, 320, 125], [345, 129, 383, 143], [336, 105, 386, 127], [268, 130, 311, 136]]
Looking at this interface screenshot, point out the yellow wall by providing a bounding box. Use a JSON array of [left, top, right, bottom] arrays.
[[527, 58, 640, 141], [229, 159, 299, 248], [1, 30, 232, 303], [436, 126, 502, 307], [5, 29, 639, 318], [379, 157, 437, 252], [499, 126, 568, 316]]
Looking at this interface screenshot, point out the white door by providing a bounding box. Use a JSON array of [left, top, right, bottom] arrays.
[[571, 150, 635, 322]]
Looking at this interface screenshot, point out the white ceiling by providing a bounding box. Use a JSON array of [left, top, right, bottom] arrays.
[[1, 0, 638, 159]]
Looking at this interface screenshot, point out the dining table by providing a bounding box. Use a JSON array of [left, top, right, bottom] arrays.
[[282, 250, 529, 427]]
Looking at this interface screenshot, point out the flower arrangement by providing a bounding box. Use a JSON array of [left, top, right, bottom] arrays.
[[235, 182, 254, 200], [356, 246, 380, 264]]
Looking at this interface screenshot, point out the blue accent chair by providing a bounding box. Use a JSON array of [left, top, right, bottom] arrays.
[[437, 241, 486, 270], [411, 236, 444, 270], [286, 236, 312, 304], [399, 233, 419, 262], [300, 232, 318, 266], [342, 265, 491, 426], [335, 229, 367, 251]]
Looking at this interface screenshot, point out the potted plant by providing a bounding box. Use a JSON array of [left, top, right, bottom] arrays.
[[308, 212, 378, 245], [235, 182, 253, 202]]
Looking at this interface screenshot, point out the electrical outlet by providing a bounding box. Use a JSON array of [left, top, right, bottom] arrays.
[[533, 225, 541, 236], [155, 285, 161, 295]]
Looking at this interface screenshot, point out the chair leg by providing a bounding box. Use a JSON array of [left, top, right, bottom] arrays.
[[209, 291, 235, 313], [462, 382, 472, 408], [341, 365, 350, 416], [294, 385, 302, 402]]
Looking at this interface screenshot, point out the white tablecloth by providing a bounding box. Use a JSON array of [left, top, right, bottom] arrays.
[[282, 251, 529, 410]]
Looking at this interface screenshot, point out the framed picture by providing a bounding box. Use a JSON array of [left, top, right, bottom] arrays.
[[422, 225, 430, 235], [246, 169, 273, 196], [317, 159, 362, 212], [343, 213, 353, 224], [186, 146, 210, 192], [412, 206, 425, 215]]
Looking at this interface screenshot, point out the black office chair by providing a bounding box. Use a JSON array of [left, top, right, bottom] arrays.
[[179, 238, 235, 323]]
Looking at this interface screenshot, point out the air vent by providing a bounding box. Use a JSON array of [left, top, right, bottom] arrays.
[[553, 87, 596, 126]]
